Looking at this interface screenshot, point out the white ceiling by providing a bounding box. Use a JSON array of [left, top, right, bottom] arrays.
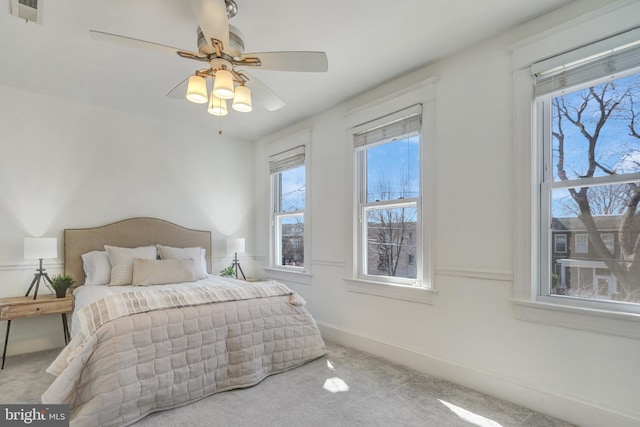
[[0, 0, 574, 141]]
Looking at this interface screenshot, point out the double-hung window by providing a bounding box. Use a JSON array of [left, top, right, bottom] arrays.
[[575, 234, 588, 254], [534, 32, 640, 312], [269, 146, 306, 270], [353, 105, 422, 285]]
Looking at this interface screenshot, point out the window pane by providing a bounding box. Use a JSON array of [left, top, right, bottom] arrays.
[[278, 215, 304, 267], [554, 235, 567, 253], [279, 165, 305, 212], [550, 185, 640, 303], [551, 73, 640, 182], [365, 205, 417, 278], [366, 136, 419, 202], [575, 234, 588, 253], [546, 71, 640, 305]]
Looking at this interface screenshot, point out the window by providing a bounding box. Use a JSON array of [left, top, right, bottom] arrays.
[[345, 79, 434, 304], [554, 234, 567, 253], [536, 32, 640, 312], [353, 105, 422, 285], [575, 234, 588, 254], [601, 233, 615, 254], [270, 146, 306, 271]]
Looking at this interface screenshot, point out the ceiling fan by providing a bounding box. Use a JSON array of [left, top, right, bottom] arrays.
[[90, 0, 328, 116]]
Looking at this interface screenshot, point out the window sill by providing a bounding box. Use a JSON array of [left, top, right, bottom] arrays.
[[345, 278, 436, 305], [512, 299, 640, 339], [264, 267, 312, 286]]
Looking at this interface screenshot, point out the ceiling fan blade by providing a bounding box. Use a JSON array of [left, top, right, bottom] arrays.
[[89, 30, 201, 59], [243, 72, 286, 111], [190, 0, 229, 50], [166, 76, 192, 100], [240, 51, 328, 72]]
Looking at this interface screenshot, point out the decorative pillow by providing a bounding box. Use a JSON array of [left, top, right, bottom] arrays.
[[105, 245, 157, 286], [156, 245, 207, 279], [131, 258, 197, 286], [81, 251, 112, 286]]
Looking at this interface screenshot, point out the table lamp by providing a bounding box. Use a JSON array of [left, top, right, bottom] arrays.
[[24, 237, 57, 299], [226, 238, 246, 280]]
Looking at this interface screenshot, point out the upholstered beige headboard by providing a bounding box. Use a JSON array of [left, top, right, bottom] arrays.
[[64, 217, 212, 285]]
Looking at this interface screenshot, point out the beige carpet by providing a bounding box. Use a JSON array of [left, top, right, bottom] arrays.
[[0, 342, 573, 426]]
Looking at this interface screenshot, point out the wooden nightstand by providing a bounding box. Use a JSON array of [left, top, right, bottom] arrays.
[[0, 294, 73, 369]]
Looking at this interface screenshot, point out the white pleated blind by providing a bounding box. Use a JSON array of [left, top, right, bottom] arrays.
[[269, 146, 305, 174], [353, 104, 422, 149], [533, 28, 640, 97]]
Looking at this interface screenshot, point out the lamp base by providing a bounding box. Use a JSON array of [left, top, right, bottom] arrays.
[[232, 253, 246, 280], [25, 259, 53, 300]]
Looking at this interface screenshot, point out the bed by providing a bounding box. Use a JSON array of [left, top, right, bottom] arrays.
[[41, 218, 326, 427]]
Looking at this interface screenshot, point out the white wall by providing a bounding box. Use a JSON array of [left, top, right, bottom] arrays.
[[0, 84, 255, 354], [253, 1, 640, 426]]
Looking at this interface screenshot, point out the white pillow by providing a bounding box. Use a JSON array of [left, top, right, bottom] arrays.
[[132, 258, 197, 286], [105, 245, 157, 286], [81, 251, 112, 286], [156, 245, 207, 279]]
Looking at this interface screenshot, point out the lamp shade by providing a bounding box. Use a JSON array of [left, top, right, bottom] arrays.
[[213, 69, 235, 99], [226, 238, 245, 254], [24, 237, 57, 259], [186, 75, 208, 104], [208, 92, 229, 116], [232, 85, 252, 112]]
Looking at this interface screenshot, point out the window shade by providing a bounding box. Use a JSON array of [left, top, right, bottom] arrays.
[[353, 104, 422, 149], [269, 146, 305, 174], [533, 28, 640, 97]]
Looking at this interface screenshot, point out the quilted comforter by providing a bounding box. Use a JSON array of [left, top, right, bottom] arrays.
[[41, 279, 326, 427]]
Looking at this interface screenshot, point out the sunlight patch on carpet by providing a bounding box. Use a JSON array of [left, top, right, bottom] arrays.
[[439, 400, 503, 427], [323, 377, 349, 393]]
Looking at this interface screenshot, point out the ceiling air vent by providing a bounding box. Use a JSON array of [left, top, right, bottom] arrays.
[[10, 0, 43, 24]]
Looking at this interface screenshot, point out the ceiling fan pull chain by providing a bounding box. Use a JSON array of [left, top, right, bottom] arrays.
[[218, 98, 223, 134]]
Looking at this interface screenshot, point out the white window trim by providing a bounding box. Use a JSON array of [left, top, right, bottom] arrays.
[[554, 234, 567, 253], [512, 1, 640, 338], [267, 129, 312, 277], [344, 78, 436, 305], [575, 234, 588, 254]]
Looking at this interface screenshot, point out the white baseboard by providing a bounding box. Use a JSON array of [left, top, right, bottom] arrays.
[[317, 321, 639, 427]]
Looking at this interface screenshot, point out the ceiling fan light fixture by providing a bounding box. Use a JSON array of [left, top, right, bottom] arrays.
[[208, 92, 228, 116], [232, 85, 252, 112], [213, 69, 235, 99], [186, 75, 208, 104]]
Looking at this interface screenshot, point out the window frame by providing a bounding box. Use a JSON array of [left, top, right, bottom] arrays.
[[575, 234, 588, 254], [512, 11, 640, 339], [554, 234, 568, 253], [344, 78, 436, 304]]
